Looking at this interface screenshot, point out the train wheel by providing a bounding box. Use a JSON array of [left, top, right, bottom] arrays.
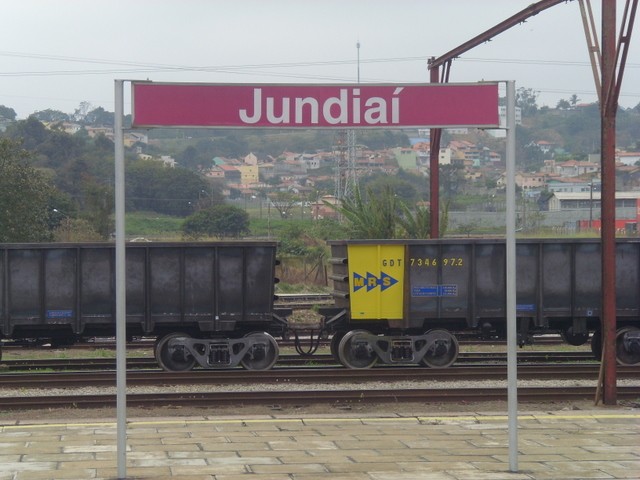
[[561, 326, 590, 346], [155, 333, 196, 372], [591, 330, 602, 360], [338, 330, 377, 369], [616, 327, 640, 366], [420, 329, 459, 368], [240, 332, 279, 370], [330, 331, 347, 363]]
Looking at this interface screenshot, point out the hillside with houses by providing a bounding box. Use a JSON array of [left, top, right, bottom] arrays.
[[1, 99, 640, 238]]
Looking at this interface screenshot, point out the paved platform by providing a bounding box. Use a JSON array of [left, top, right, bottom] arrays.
[[0, 408, 638, 480]]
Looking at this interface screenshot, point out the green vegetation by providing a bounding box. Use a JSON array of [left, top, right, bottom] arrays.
[[0, 139, 56, 242], [125, 212, 184, 238], [327, 185, 446, 239], [183, 205, 250, 239]]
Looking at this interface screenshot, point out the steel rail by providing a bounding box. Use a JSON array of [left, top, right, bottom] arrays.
[[0, 386, 638, 411], [0, 364, 638, 389], [0, 351, 597, 371]]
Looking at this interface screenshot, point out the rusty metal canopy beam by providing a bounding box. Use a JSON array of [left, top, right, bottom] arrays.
[[429, 0, 577, 69], [600, 0, 617, 406], [599, 0, 638, 406]]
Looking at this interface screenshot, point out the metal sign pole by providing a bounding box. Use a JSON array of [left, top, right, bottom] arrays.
[[505, 80, 518, 472], [114, 79, 127, 479]]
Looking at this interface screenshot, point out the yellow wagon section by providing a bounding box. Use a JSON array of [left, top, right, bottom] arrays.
[[347, 244, 405, 320]]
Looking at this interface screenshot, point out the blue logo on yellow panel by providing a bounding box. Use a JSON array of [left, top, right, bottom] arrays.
[[352, 271, 398, 292]]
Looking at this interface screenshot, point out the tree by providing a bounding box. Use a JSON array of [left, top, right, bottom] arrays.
[[569, 94, 580, 107], [82, 181, 114, 239], [182, 205, 249, 239], [362, 174, 418, 204], [0, 105, 17, 121], [32, 109, 69, 123], [516, 87, 539, 116], [440, 164, 465, 199], [126, 159, 212, 216], [177, 145, 200, 170], [73, 101, 93, 122], [53, 218, 102, 242], [5, 116, 49, 150], [269, 191, 299, 219], [0, 139, 55, 242], [83, 107, 114, 126]]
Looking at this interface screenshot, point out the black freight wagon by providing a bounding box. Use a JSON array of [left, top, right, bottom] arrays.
[[0, 242, 289, 371], [321, 238, 640, 369]]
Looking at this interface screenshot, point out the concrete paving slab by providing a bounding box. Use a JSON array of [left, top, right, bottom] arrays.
[[0, 409, 637, 480]]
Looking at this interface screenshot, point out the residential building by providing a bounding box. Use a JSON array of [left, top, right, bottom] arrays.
[[394, 147, 417, 170], [544, 191, 640, 211], [496, 171, 545, 191], [236, 164, 259, 184], [547, 179, 600, 194], [205, 167, 225, 179], [218, 164, 242, 183], [438, 148, 452, 166], [616, 151, 640, 166], [274, 158, 307, 176], [124, 132, 148, 147], [554, 159, 600, 177], [244, 152, 258, 166], [43, 121, 82, 135], [301, 153, 321, 170], [515, 172, 547, 192], [85, 126, 114, 139], [310, 195, 340, 220]]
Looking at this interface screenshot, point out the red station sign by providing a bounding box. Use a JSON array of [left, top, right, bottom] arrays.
[[131, 82, 499, 129]]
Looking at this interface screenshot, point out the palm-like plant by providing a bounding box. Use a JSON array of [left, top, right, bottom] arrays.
[[397, 202, 430, 239], [327, 185, 398, 239], [326, 185, 448, 239]]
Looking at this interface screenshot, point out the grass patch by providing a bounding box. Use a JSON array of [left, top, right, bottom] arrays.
[[126, 212, 185, 239]]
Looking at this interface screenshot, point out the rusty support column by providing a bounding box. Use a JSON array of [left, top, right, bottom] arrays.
[[601, 0, 617, 405], [428, 58, 441, 239]]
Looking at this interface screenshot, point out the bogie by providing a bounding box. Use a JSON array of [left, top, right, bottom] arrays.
[[335, 328, 460, 369], [154, 331, 280, 371]]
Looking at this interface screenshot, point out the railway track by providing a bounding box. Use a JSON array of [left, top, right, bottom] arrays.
[[0, 351, 597, 371], [0, 386, 639, 411], [1, 357, 637, 411], [1, 363, 638, 389]]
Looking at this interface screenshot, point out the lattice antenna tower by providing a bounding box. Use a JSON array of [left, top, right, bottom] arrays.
[[333, 130, 346, 200], [334, 41, 360, 202]]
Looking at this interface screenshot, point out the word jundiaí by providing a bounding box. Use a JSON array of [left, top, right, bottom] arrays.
[[238, 87, 405, 126]]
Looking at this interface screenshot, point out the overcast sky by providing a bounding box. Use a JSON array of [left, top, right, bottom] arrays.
[[1, 0, 638, 119]]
